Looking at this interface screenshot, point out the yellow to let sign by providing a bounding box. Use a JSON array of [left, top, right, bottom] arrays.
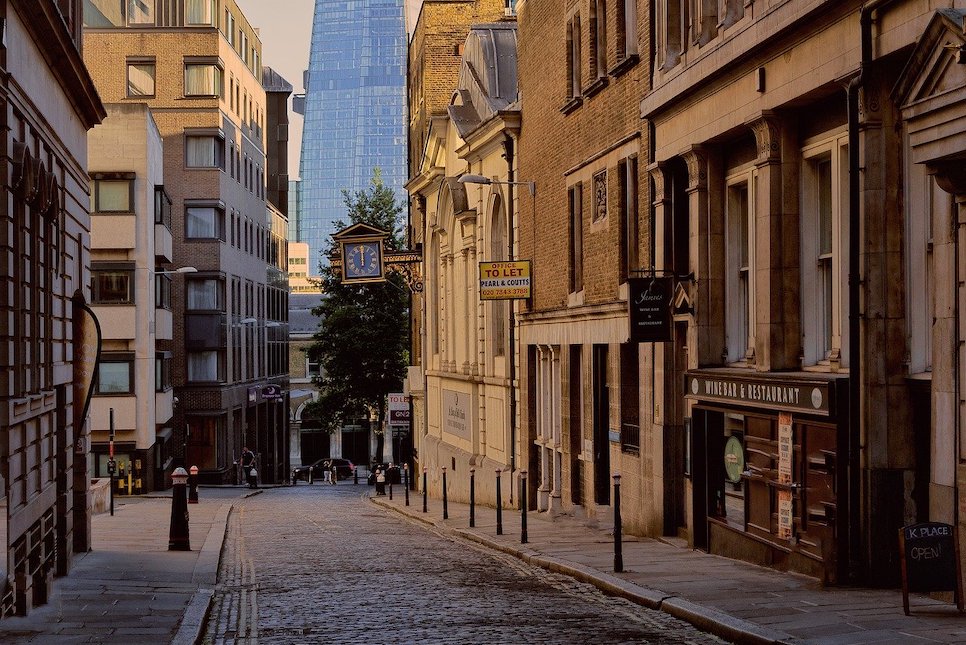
[[479, 261, 531, 300]]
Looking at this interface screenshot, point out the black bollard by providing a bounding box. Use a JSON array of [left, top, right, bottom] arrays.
[[404, 464, 410, 506], [495, 469, 503, 535], [469, 468, 476, 528], [354, 466, 358, 485], [168, 467, 190, 551], [613, 473, 623, 573], [422, 467, 428, 513], [520, 470, 528, 544], [442, 467, 448, 520], [188, 465, 199, 504], [389, 471, 394, 500]]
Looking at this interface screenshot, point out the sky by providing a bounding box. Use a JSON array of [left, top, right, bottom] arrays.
[[235, 0, 315, 177], [234, 0, 424, 178]]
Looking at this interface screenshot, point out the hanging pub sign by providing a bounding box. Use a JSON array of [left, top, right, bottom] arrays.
[[261, 384, 284, 401], [899, 522, 964, 615], [628, 277, 673, 342]]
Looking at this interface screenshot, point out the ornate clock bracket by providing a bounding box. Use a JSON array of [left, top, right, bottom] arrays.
[[385, 250, 423, 293], [330, 222, 423, 292]]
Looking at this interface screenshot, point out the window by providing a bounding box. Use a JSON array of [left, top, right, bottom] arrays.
[[569, 184, 584, 293], [185, 135, 224, 168], [566, 14, 582, 98], [186, 278, 222, 310], [801, 132, 849, 367], [905, 153, 941, 375], [184, 63, 222, 97], [97, 359, 133, 394], [725, 177, 754, 363], [620, 343, 640, 452], [656, 0, 686, 70], [92, 269, 134, 304], [718, 0, 744, 29], [155, 353, 172, 391], [127, 60, 155, 96], [619, 156, 639, 280], [154, 185, 171, 226], [590, 0, 606, 79], [616, 0, 638, 60], [92, 178, 132, 212], [155, 272, 172, 309], [186, 0, 215, 25], [185, 205, 224, 239], [187, 350, 221, 382], [127, 0, 154, 24]]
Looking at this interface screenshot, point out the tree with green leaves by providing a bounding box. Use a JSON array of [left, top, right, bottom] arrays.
[[304, 169, 409, 460]]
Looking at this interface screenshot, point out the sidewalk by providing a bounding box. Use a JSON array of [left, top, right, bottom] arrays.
[[0, 487, 248, 644], [371, 491, 966, 645]]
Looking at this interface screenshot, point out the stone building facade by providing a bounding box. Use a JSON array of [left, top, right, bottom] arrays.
[[0, 0, 105, 616], [83, 0, 289, 485], [88, 103, 172, 494], [408, 22, 522, 505]]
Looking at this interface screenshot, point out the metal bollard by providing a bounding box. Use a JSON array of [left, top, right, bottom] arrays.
[[404, 464, 410, 506], [354, 466, 358, 485], [188, 465, 199, 504], [495, 469, 503, 535], [469, 468, 476, 528], [442, 467, 448, 520], [520, 470, 528, 544], [389, 471, 393, 500], [422, 467, 428, 513], [168, 467, 190, 551], [613, 473, 623, 573], [308, 467, 313, 485]]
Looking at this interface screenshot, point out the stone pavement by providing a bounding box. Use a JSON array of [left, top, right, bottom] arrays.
[[0, 487, 251, 644], [371, 490, 966, 645]]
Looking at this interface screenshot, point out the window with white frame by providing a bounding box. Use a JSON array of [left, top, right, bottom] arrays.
[[725, 173, 755, 364], [801, 131, 849, 368]]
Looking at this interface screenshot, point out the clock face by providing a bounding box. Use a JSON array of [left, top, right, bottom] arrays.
[[343, 241, 382, 280]]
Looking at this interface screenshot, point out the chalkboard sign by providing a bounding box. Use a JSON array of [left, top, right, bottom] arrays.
[[898, 522, 964, 615]]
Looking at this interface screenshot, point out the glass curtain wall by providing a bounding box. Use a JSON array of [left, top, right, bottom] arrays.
[[298, 0, 408, 265]]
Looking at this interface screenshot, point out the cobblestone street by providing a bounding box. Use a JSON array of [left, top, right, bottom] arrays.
[[203, 484, 724, 644]]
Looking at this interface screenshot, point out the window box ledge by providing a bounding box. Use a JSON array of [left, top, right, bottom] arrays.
[[583, 76, 608, 99], [560, 96, 583, 115], [609, 54, 639, 79]]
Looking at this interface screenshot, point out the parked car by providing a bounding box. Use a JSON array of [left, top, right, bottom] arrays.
[[291, 458, 355, 483]]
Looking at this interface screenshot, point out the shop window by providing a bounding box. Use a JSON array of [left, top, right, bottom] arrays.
[[97, 358, 133, 394], [569, 183, 584, 294], [91, 269, 134, 304], [801, 131, 849, 368], [725, 175, 754, 364], [92, 178, 133, 213], [127, 60, 155, 96]]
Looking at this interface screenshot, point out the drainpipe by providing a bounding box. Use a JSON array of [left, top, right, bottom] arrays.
[[847, 0, 900, 584], [504, 134, 519, 498]]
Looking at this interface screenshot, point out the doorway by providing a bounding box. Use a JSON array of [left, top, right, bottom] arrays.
[[592, 344, 610, 505]]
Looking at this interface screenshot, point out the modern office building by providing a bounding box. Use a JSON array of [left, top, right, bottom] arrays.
[[0, 0, 105, 616], [297, 0, 408, 265], [84, 0, 290, 485]]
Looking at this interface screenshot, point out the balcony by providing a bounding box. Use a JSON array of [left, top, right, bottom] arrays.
[[91, 304, 136, 340], [90, 396, 137, 434], [155, 390, 174, 425], [91, 214, 136, 249], [155, 223, 173, 263], [155, 308, 172, 341]]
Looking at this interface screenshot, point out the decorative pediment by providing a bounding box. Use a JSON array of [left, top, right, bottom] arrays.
[[331, 222, 388, 242], [893, 10, 966, 108]]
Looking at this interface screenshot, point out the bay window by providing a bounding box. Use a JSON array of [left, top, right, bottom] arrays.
[[185, 205, 224, 239]]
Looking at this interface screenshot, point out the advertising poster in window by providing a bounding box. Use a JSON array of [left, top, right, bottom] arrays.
[[777, 412, 794, 539]]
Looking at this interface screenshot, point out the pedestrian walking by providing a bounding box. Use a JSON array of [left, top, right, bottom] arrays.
[[375, 468, 386, 496], [241, 446, 257, 489], [330, 463, 338, 485], [322, 460, 331, 484]]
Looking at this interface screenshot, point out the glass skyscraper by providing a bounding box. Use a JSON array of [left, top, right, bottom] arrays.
[[298, 0, 408, 265]]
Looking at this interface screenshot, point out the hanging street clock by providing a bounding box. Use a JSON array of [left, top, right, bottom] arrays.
[[331, 222, 422, 291]]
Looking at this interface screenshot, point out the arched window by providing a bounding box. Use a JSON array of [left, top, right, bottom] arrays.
[[489, 196, 507, 359]]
